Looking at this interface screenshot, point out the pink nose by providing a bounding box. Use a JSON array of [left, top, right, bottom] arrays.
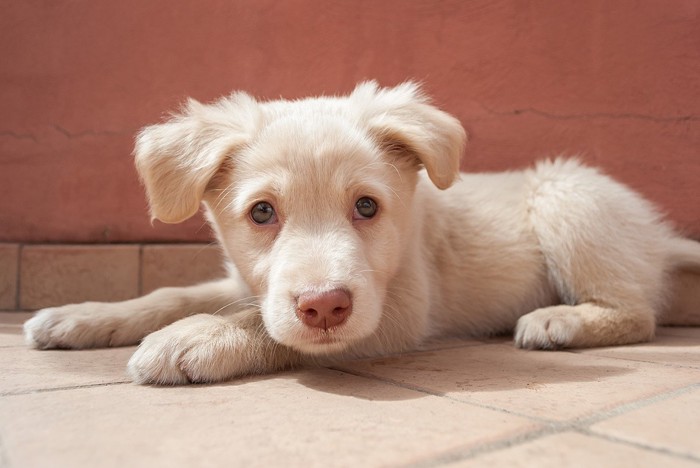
[[296, 289, 352, 330]]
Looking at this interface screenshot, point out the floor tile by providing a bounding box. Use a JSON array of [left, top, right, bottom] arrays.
[[590, 387, 700, 459], [0, 312, 36, 347], [0, 244, 19, 309], [448, 431, 698, 467], [0, 326, 26, 347], [577, 334, 700, 369], [0, 369, 540, 468], [0, 311, 34, 325], [141, 244, 227, 293], [417, 334, 485, 351], [657, 326, 700, 339], [0, 346, 135, 395], [20, 245, 140, 309], [338, 342, 700, 421]]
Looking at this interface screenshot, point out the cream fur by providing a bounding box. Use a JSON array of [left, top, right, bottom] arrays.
[[24, 82, 700, 385]]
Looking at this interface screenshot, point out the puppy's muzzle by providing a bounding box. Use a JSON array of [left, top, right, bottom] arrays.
[[296, 289, 352, 330]]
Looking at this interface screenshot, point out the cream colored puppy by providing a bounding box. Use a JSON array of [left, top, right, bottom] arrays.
[[24, 82, 700, 385]]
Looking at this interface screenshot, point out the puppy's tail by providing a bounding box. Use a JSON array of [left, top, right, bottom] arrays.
[[660, 237, 700, 326]]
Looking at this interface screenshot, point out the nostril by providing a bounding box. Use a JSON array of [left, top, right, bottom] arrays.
[[296, 288, 353, 330], [302, 308, 318, 318]]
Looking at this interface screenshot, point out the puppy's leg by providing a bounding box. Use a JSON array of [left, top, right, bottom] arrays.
[[24, 278, 249, 350], [515, 302, 655, 349], [127, 308, 302, 385], [517, 161, 669, 349]]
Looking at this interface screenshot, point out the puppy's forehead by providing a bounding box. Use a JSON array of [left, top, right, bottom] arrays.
[[240, 110, 380, 178], [261, 108, 373, 154], [231, 111, 396, 214]]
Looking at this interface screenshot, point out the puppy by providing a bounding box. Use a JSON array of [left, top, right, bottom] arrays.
[[24, 82, 700, 385]]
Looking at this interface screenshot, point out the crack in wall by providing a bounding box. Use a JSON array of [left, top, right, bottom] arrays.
[[2, 108, 698, 145], [51, 125, 128, 139], [478, 103, 700, 123], [0, 126, 132, 143], [0, 131, 38, 142]]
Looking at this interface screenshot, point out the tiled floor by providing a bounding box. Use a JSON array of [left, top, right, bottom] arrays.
[[1, 243, 699, 467], [1, 310, 699, 467]]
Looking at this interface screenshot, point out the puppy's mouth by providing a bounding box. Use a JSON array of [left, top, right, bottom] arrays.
[[291, 324, 359, 353], [305, 327, 347, 346]]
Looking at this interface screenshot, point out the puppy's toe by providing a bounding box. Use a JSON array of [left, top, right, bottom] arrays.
[[24, 308, 59, 349], [127, 335, 190, 385], [24, 304, 132, 349], [24, 307, 98, 349], [127, 314, 248, 385], [514, 306, 582, 350]]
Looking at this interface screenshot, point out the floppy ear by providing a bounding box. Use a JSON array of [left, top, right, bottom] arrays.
[[353, 81, 467, 189], [134, 92, 260, 223]]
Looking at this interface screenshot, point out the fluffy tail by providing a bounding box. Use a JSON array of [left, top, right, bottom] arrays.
[[661, 237, 700, 326]]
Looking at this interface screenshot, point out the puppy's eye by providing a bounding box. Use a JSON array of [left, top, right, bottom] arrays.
[[250, 202, 277, 225], [354, 197, 378, 220]]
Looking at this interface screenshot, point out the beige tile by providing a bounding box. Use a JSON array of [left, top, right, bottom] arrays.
[[20, 245, 140, 309], [338, 343, 700, 421], [0, 329, 26, 347], [141, 244, 227, 293], [0, 313, 33, 347], [451, 432, 697, 468], [591, 387, 700, 459], [577, 335, 700, 369], [0, 326, 26, 347], [0, 311, 33, 326], [0, 244, 19, 309], [0, 369, 540, 468], [477, 334, 516, 344], [657, 326, 700, 339], [0, 346, 135, 395], [417, 334, 486, 351]]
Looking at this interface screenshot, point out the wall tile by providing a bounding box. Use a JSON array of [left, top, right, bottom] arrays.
[[20, 245, 140, 310], [141, 244, 227, 294], [0, 244, 19, 309]]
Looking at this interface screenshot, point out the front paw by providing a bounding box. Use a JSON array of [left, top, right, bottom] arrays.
[[514, 306, 583, 350], [127, 314, 253, 385], [24, 304, 128, 349]]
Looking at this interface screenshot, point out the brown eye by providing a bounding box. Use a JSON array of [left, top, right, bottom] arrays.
[[251, 202, 276, 225], [354, 197, 377, 220]]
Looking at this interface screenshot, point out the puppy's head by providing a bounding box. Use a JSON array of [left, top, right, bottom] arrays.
[[135, 82, 466, 354]]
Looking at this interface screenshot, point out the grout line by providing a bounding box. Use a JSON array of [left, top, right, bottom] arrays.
[[329, 365, 554, 424], [589, 356, 699, 370], [137, 244, 144, 296], [578, 428, 700, 464], [559, 350, 698, 369], [405, 426, 564, 468], [414, 383, 700, 466], [1, 380, 132, 397], [572, 382, 700, 427], [14, 244, 22, 311]]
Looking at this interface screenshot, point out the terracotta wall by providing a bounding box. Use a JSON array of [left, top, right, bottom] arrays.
[[1, 0, 699, 243]]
